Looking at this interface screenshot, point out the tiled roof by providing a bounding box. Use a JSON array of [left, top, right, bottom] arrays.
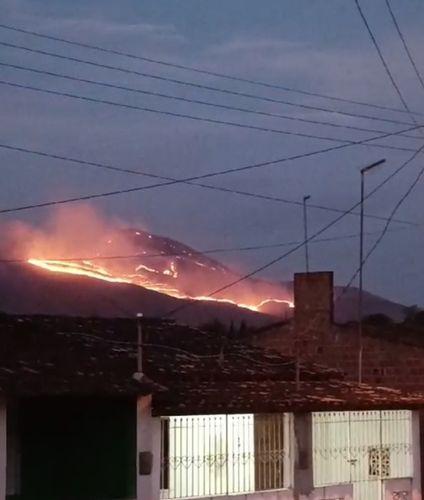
[[153, 380, 424, 416], [0, 314, 156, 396], [1, 314, 424, 414]]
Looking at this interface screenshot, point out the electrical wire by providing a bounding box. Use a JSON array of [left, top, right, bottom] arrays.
[[251, 146, 424, 360], [4, 21, 422, 370], [63, 331, 295, 366], [61, 331, 220, 358], [384, 0, 424, 91], [0, 123, 422, 215], [0, 21, 420, 117], [0, 142, 418, 226], [340, 143, 424, 294], [1, 79, 364, 145], [1, 40, 421, 129], [0, 226, 417, 265], [2, 77, 421, 154], [1, 60, 422, 143], [236, 147, 424, 347], [164, 143, 424, 317], [353, 0, 417, 118]]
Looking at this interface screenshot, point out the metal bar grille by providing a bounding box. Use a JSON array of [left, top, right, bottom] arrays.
[[313, 410, 413, 489], [160, 413, 291, 498]]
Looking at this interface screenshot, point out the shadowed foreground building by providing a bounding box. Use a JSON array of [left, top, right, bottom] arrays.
[[0, 314, 423, 499]]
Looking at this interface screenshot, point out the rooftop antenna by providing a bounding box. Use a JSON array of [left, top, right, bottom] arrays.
[[358, 159, 386, 383], [295, 195, 311, 391]]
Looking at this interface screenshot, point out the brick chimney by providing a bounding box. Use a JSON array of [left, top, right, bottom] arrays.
[[294, 272, 334, 343]]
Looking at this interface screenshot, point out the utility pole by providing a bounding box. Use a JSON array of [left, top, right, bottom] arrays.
[[303, 195, 311, 273], [296, 195, 311, 390], [136, 312, 144, 375], [358, 159, 386, 383]]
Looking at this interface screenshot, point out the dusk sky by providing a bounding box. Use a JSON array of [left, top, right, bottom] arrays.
[[1, 0, 424, 306]]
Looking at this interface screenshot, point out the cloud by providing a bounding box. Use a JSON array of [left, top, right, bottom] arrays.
[[201, 33, 424, 113], [2, 0, 187, 50], [2, 0, 424, 305]]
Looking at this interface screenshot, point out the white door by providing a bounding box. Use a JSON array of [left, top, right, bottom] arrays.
[[313, 410, 413, 500]]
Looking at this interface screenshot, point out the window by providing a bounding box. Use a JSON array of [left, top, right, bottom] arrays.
[[160, 413, 291, 499], [369, 446, 390, 478], [254, 413, 286, 491]]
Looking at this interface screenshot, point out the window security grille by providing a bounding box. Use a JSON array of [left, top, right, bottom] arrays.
[[368, 446, 390, 478], [160, 413, 291, 498]]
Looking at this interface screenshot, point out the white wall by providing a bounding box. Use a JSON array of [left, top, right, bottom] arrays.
[[137, 395, 161, 500], [191, 491, 293, 500], [173, 484, 353, 500], [145, 405, 421, 500], [411, 411, 422, 500], [0, 401, 6, 500], [304, 484, 353, 500], [313, 409, 417, 499], [385, 478, 414, 500]]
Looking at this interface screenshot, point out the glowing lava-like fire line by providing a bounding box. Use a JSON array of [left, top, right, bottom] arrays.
[[28, 258, 294, 312]]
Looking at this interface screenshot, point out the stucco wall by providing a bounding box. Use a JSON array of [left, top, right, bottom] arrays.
[[137, 395, 161, 500], [174, 484, 353, 499]]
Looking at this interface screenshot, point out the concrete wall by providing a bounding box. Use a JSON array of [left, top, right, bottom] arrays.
[[384, 477, 424, 500], [305, 484, 353, 499], [172, 484, 353, 500], [137, 395, 161, 500]]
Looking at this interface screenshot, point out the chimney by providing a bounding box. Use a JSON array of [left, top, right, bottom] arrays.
[[294, 272, 333, 342]]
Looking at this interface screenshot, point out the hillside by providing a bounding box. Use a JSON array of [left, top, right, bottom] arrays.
[[334, 286, 407, 323], [0, 263, 271, 327], [0, 224, 409, 325]]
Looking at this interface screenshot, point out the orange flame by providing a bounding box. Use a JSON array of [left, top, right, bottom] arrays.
[[8, 205, 293, 315], [27, 258, 294, 312]]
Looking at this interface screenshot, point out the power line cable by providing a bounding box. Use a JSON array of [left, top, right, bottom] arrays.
[[353, 0, 417, 118], [0, 21, 420, 117], [0, 123, 422, 215], [2, 79, 366, 145], [1, 60, 422, 143], [164, 143, 424, 317], [0, 142, 418, 226], [1, 40, 421, 129], [269, 0, 424, 345], [260, 140, 424, 339], [0, 226, 416, 265], [61, 331, 222, 359], [64, 331, 296, 366], [0, 79, 419, 155], [341, 143, 424, 294], [384, 0, 424, 91], [255, 142, 424, 357]]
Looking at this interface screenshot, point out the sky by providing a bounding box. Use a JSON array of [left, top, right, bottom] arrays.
[[1, 0, 424, 305]]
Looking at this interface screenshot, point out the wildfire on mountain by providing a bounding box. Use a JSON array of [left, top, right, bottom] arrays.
[[6, 205, 294, 315]]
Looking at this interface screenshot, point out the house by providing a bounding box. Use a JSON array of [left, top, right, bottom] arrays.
[[251, 271, 424, 496], [249, 272, 424, 390], [0, 313, 423, 500]]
